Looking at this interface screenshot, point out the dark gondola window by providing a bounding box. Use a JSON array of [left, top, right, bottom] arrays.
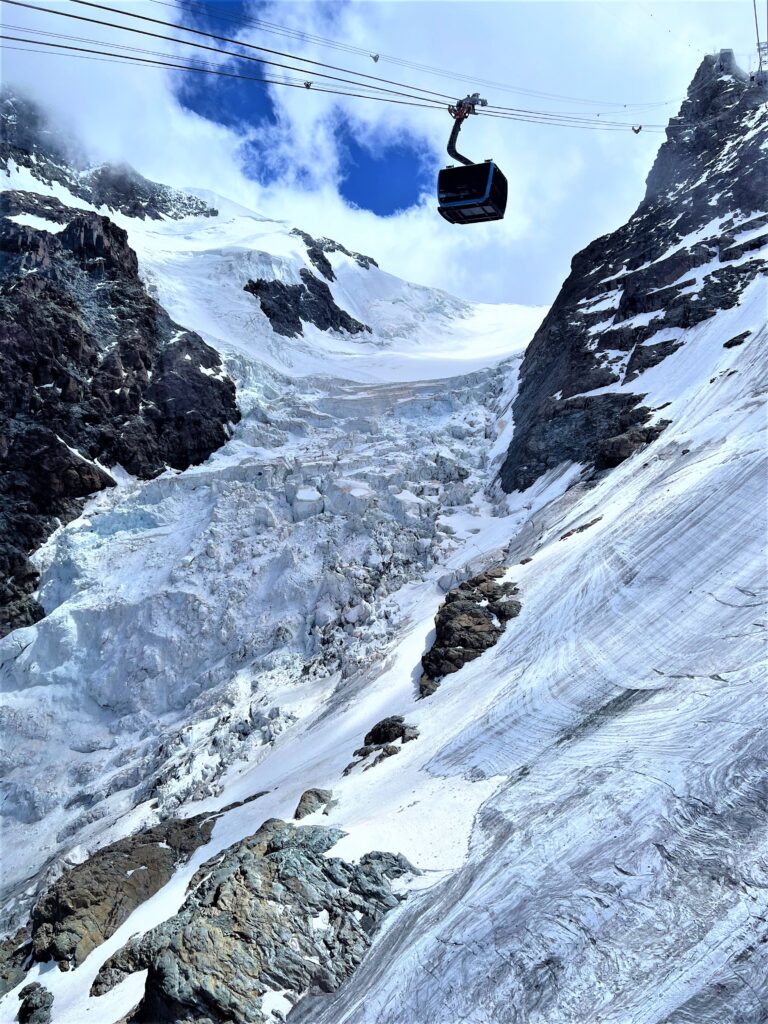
[[437, 162, 507, 224]]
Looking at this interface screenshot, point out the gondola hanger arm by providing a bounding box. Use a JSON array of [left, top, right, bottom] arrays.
[[448, 91, 487, 120], [446, 92, 487, 165]]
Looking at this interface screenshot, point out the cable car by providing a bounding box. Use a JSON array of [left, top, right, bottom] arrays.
[[437, 93, 507, 225], [437, 160, 508, 224]]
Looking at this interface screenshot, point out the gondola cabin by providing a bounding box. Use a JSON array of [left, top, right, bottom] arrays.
[[437, 160, 508, 224]]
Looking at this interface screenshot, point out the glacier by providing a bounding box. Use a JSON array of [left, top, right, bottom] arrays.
[[1, 52, 767, 1024]]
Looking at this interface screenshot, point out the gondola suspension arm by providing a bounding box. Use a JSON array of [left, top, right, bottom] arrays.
[[446, 92, 487, 166]]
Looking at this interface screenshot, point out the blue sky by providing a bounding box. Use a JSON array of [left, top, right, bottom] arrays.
[[174, 0, 433, 214], [2, 1, 758, 304]]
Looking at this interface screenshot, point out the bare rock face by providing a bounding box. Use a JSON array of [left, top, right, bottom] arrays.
[[343, 716, 419, 775], [500, 51, 767, 492], [290, 228, 378, 281], [0, 196, 240, 636], [16, 983, 53, 1024], [91, 819, 412, 1024], [245, 268, 371, 338], [1, 91, 217, 221], [364, 716, 420, 747], [29, 814, 217, 970], [0, 927, 31, 997], [420, 568, 521, 696], [294, 788, 334, 819]]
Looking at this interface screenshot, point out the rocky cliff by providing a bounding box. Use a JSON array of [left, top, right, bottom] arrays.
[[91, 820, 411, 1024], [1, 92, 218, 220], [500, 50, 767, 490], [0, 95, 240, 636]]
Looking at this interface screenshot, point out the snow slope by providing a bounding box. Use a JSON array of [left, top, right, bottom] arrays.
[[123, 197, 545, 384], [0, 168, 545, 925], [2, 163, 545, 384]]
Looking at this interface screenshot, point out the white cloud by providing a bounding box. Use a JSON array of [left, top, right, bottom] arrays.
[[1, 0, 754, 303]]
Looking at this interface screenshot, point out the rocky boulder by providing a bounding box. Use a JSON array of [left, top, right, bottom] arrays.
[[91, 819, 413, 1024], [294, 789, 334, 819], [364, 716, 420, 746], [16, 983, 53, 1024], [420, 568, 521, 696], [343, 716, 419, 775]]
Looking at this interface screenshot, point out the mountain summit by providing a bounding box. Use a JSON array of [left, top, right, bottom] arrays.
[[501, 49, 766, 490]]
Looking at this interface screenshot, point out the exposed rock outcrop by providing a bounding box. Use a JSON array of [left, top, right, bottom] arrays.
[[245, 268, 371, 338], [16, 983, 53, 1024], [344, 716, 419, 775], [291, 228, 378, 281], [29, 814, 218, 969], [1, 190, 76, 225], [723, 330, 750, 349], [0, 198, 239, 635], [0, 927, 30, 997], [294, 788, 334, 819], [559, 516, 602, 541], [91, 819, 412, 1024], [500, 50, 767, 492], [1, 91, 217, 221], [364, 716, 420, 746], [420, 568, 521, 696]]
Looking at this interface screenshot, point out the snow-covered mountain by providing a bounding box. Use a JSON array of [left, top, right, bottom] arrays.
[[501, 48, 767, 491], [0, 49, 766, 1024]]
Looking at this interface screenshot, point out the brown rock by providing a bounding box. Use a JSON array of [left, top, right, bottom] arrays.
[[294, 789, 334, 820], [30, 814, 218, 968], [420, 569, 521, 697]]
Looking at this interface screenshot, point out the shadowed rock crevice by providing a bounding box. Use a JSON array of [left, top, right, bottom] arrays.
[[91, 819, 413, 1024], [420, 568, 521, 697], [245, 269, 372, 338]]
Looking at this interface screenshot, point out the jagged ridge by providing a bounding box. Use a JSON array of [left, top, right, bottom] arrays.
[[500, 50, 767, 491], [1, 91, 218, 221]]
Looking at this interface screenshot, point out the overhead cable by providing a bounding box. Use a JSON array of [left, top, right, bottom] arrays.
[[1, 31, 666, 132], [148, 0, 687, 111], [4, 1, 671, 129]]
